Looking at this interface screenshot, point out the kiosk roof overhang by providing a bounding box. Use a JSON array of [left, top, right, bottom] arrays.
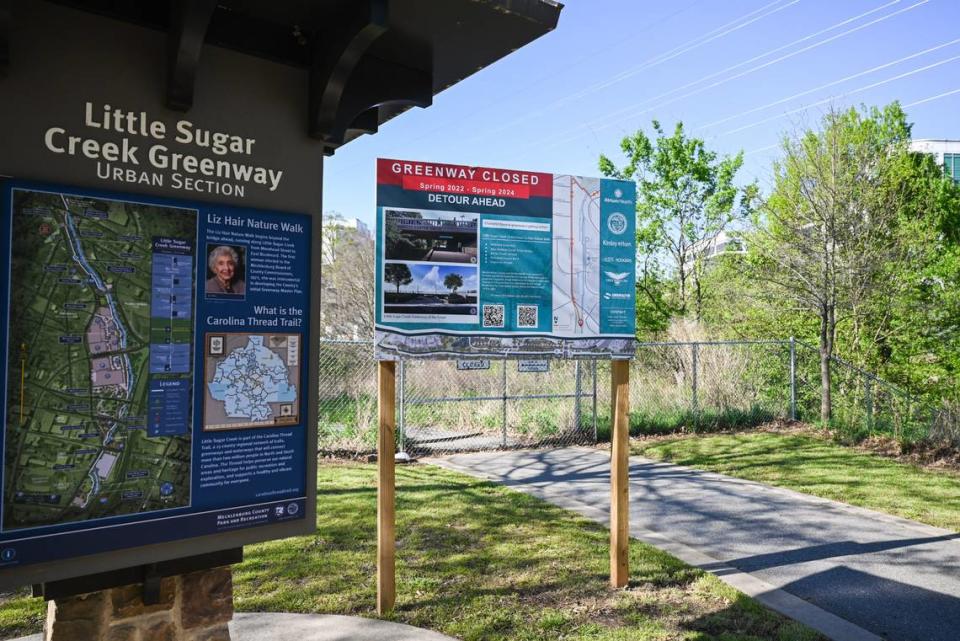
[[32, 0, 563, 154]]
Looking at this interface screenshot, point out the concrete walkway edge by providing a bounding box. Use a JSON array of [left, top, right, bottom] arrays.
[[428, 452, 884, 641], [10, 612, 460, 641]]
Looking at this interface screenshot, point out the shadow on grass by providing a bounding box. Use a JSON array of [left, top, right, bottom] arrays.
[[235, 462, 823, 641]]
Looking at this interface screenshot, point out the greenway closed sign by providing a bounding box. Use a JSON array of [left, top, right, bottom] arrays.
[[374, 159, 637, 360]]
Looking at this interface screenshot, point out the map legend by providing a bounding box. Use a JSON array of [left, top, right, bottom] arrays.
[[148, 379, 191, 437]]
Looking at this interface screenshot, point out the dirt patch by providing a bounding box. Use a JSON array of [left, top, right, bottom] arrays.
[[853, 435, 960, 472]]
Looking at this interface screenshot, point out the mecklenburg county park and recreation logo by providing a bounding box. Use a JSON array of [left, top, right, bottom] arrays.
[[607, 212, 628, 235]]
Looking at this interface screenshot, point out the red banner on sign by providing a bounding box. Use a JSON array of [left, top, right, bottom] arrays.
[[400, 175, 531, 199], [378, 158, 552, 198]]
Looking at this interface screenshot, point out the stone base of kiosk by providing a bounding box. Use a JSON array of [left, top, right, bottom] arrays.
[[44, 567, 233, 641]]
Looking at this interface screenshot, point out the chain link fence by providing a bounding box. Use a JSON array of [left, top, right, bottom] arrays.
[[317, 340, 598, 456], [793, 340, 959, 446], [317, 338, 959, 456]]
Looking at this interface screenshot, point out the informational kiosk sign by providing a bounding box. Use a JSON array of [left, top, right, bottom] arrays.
[[0, 2, 326, 590], [0, 179, 311, 573], [375, 159, 637, 359]]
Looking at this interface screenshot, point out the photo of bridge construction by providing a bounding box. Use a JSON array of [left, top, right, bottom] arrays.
[[384, 209, 478, 264]]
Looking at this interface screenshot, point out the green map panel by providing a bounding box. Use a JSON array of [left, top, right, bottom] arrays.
[[4, 189, 196, 531]]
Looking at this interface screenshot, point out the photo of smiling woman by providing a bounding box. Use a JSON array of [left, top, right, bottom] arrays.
[[205, 244, 246, 299]]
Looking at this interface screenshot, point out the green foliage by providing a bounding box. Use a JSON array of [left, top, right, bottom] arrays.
[[595, 405, 776, 441], [867, 152, 960, 404], [700, 102, 960, 423], [600, 120, 757, 328]]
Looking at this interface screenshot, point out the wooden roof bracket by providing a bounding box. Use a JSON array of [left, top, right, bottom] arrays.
[[166, 0, 218, 111], [0, 0, 10, 78], [309, 0, 434, 155]]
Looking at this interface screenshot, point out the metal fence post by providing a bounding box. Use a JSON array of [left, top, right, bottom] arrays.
[[691, 343, 699, 415], [398, 360, 406, 454], [592, 360, 598, 443], [501, 359, 508, 447], [789, 336, 797, 421], [574, 360, 582, 432], [865, 374, 874, 432]]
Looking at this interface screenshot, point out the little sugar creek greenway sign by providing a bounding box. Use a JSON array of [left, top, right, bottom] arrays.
[[42, 103, 285, 197]]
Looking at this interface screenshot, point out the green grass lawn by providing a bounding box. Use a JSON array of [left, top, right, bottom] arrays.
[[0, 591, 42, 640], [634, 432, 960, 532], [0, 462, 821, 641]]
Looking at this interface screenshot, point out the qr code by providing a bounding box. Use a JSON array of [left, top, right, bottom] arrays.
[[482, 304, 505, 328], [517, 304, 538, 328]]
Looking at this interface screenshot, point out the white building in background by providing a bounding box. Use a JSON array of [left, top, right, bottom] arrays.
[[682, 230, 747, 273], [909, 139, 960, 184], [327, 215, 371, 236], [322, 214, 372, 265]]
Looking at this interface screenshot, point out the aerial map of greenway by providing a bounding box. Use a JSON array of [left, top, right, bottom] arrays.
[[204, 333, 300, 431], [3, 187, 196, 532], [552, 174, 603, 336]]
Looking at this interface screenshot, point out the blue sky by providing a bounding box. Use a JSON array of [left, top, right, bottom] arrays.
[[388, 264, 479, 294], [324, 0, 960, 226]]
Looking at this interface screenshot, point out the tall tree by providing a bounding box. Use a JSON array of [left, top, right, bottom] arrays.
[[385, 263, 412, 293], [748, 103, 947, 422], [443, 273, 463, 294], [600, 120, 757, 325], [321, 220, 376, 338], [861, 150, 960, 405]]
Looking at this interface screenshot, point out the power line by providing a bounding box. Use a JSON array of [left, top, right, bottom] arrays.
[[699, 36, 960, 131], [904, 87, 960, 107], [741, 85, 960, 159], [558, 0, 803, 104], [743, 143, 780, 157], [720, 53, 960, 136], [470, 0, 804, 142], [536, 0, 931, 151], [512, 48, 957, 168], [627, 0, 905, 116]]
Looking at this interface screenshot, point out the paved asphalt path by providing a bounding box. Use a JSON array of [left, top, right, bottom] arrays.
[[431, 447, 960, 641]]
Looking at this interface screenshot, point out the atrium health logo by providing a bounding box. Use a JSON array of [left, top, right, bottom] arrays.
[[607, 212, 628, 235]]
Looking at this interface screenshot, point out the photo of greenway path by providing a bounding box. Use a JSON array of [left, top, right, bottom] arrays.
[[382, 262, 478, 317], [384, 209, 478, 264], [3, 187, 194, 531]]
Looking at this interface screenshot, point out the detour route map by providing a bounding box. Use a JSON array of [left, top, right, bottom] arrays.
[[3, 188, 196, 532], [552, 175, 602, 336], [204, 334, 300, 431]]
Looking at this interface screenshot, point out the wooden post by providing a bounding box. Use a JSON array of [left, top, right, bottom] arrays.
[[377, 361, 397, 614], [610, 359, 630, 588]]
